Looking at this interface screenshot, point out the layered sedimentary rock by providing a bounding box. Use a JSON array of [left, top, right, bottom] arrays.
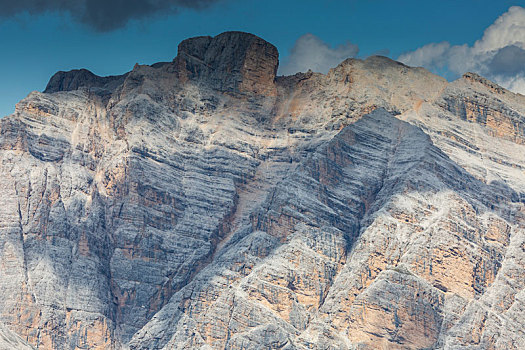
[[0, 31, 524, 349], [0, 322, 34, 350], [173, 31, 279, 95], [45, 69, 128, 94]]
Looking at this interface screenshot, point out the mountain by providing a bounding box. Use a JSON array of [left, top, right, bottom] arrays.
[[0, 31, 524, 349]]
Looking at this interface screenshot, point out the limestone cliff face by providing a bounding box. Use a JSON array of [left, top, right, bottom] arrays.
[[0, 32, 524, 350], [173, 31, 279, 95], [45, 69, 128, 94], [0, 322, 34, 349]]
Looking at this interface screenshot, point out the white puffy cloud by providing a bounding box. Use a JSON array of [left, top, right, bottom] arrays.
[[397, 42, 451, 69], [279, 33, 359, 75], [398, 6, 525, 94]]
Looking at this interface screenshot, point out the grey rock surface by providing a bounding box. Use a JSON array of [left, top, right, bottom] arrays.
[[0, 31, 524, 349], [173, 31, 279, 95], [0, 322, 34, 350], [45, 69, 128, 94]]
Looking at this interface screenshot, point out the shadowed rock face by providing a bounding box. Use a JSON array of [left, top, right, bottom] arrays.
[[44, 69, 128, 94], [173, 31, 279, 95], [1, 32, 525, 349]]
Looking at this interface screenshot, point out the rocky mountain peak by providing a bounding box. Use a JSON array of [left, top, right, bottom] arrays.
[[44, 69, 97, 93], [44, 68, 128, 94], [461, 72, 508, 94], [363, 55, 408, 67], [173, 31, 279, 95], [2, 31, 525, 350]]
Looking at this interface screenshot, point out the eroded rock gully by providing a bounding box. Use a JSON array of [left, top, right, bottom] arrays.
[[0, 31, 524, 349]]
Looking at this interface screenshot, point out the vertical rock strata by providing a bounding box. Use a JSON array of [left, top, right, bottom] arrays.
[[174, 31, 279, 96], [0, 32, 524, 349]]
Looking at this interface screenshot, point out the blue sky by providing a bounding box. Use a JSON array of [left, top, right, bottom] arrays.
[[0, 0, 523, 117]]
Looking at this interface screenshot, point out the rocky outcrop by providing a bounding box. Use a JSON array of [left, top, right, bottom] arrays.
[[0, 322, 34, 350], [438, 73, 525, 144], [173, 31, 279, 95], [45, 69, 128, 94], [0, 32, 524, 349]]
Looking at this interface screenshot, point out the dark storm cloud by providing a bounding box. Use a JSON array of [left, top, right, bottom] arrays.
[[487, 45, 525, 77], [0, 0, 221, 31]]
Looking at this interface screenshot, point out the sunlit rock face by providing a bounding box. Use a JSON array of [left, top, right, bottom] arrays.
[[0, 31, 524, 350]]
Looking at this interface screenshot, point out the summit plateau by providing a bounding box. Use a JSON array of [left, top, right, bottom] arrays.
[[0, 31, 525, 349]]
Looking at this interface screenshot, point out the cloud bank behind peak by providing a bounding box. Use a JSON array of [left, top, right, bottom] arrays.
[[279, 33, 359, 76], [398, 6, 525, 94]]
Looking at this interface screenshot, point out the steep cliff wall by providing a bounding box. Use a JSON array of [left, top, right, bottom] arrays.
[[0, 32, 524, 349]]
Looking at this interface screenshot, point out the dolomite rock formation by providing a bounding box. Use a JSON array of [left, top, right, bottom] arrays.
[[45, 69, 128, 94], [0, 322, 34, 350], [0, 31, 524, 349], [173, 31, 279, 95]]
